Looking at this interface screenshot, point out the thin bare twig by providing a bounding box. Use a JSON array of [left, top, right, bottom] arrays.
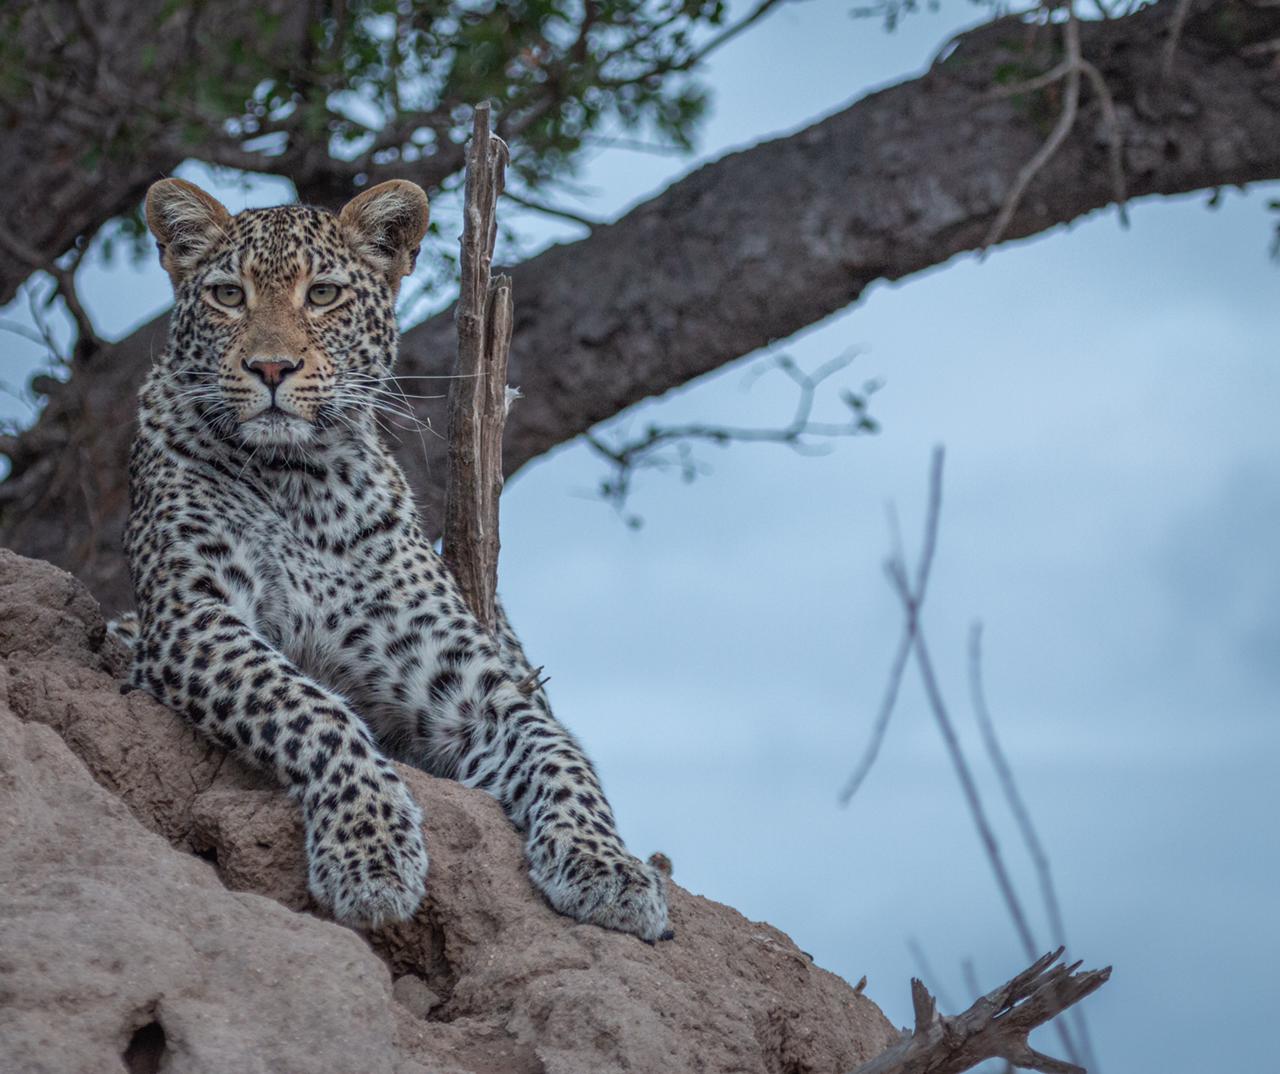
[[1242, 36, 1280, 57], [24, 282, 65, 364], [886, 569, 1043, 987], [968, 623, 1100, 1072], [0, 318, 52, 347], [837, 617, 914, 805], [1162, 0, 1195, 76], [687, 0, 788, 65], [502, 188, 601, 230], [598, 0, 790, 87], [851, 948, 1111, 1074], [983, 15, 1082, 252], [983, 7, 1129, 250], [1077, 58, 1130, 229], [844, 447, 1086, 1067], [837, 449, 941, 806], [587, 351, 879, 525], [984, 59, 1074, 102], [580, 134, 691, 156], [0, 229, 101, 358], [887, 550, 1084, 1069]]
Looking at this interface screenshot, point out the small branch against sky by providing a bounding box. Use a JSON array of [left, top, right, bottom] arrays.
[[968, 622, 1100, 1071], [0, 231, 101, 361], [840, 447, 1088, 1067], [23, 280, 69, 367], [585, 351, 880, 528], [907, 627, 1023, 959], [836, 450, 941, 807], [501, 187, 602, 232]]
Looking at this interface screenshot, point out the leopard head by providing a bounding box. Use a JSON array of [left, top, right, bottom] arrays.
[[145, 177, 429, 450]]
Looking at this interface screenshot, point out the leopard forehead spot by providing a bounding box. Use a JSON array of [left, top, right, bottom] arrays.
[[210, 207, 365, 287]]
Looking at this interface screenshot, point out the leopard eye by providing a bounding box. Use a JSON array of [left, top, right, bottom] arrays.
[[308, 282, 340, 307], [210, 284, 245, 308]]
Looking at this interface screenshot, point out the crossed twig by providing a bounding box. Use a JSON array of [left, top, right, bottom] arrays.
[[840, 446, 1099, 1070]]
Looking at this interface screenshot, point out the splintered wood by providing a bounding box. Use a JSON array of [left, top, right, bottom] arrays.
[[851, 948, 1110, 1074], [443, 102, 513, 632]]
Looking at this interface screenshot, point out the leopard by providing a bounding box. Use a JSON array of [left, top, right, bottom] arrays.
[[114, 175, 671, 942]]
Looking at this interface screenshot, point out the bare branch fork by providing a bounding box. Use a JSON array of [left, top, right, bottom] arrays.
[[836, 448, 941, 807], [969, 623, 1099, 1068], [585, 351, 879, 525], [442, 102, 514, 631], [0, 227, 101, 360], [840, 447, 1101, 1068], [850, 948, 1111, 1074]]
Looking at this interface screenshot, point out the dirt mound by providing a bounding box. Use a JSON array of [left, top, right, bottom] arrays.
[[0, 548, 896, 1073]]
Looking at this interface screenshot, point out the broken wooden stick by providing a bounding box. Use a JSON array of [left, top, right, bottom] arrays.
[[514, 665, 549, 696], [850, 948, 1110, 1074], [443, 101, 514, 632]]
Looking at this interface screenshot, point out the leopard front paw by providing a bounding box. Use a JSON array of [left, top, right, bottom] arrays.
[[532, 849, 672, 943], [304, 774, 428, 929]]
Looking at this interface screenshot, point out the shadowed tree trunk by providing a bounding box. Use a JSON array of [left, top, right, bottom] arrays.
[[3, 0, 1279, 610]]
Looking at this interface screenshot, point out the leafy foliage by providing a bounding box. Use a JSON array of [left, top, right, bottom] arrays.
[[1, 0, 737, 204]]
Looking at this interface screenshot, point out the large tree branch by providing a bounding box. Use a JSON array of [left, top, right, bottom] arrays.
[[4, 0, 1278, 610], [390, 0, 1280, 508]]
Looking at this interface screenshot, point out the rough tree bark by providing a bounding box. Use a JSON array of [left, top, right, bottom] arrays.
[[4, 0, 1279, 610], [443, 103, 514, 631]]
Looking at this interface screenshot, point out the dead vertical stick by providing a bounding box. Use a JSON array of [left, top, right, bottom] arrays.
[[443, 101, 512, 631]]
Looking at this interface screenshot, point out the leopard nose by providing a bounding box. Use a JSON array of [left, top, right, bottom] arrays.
[[243, 357, 302, 388]]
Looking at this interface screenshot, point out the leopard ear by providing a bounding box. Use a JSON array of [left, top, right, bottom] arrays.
[[339, 180, 429, 289], [145, 178, 231, 285]]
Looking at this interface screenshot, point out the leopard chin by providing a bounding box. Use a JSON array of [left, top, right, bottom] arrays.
[[238, 409, 317, 449]]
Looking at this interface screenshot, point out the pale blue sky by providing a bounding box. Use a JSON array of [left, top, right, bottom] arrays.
[[2, 4, 1277, 1071]]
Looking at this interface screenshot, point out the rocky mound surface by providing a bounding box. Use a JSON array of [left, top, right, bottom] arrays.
[[0, 549, 897, 1074]]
